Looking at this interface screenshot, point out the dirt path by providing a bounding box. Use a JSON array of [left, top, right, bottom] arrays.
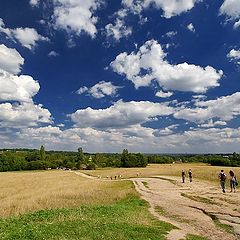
[[74, 172, 240, 240]]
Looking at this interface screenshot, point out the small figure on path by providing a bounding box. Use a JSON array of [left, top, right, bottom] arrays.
[[188, 169, 193, 183], [229, 170, 236, 193], [218, 170, 226, 193], [182, 170, 186, 183]]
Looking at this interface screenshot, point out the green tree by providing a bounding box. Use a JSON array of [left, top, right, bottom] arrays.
[[121, 149, 129, 167], [76, 147, 85, 169], [39, 145, 46, 161]]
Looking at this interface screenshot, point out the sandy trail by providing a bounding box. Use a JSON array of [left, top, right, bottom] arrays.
[[75, 172, 240, 240]]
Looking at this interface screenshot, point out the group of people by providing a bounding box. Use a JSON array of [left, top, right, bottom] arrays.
[[181, 169, 238, 193], [181, 169, 193, 183], [218, 170, 238, 193]]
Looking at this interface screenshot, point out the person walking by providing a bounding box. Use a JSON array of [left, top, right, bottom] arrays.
[[188, 169, 193, 183], [218, 170, 226, 193], [229, 170, 236, 193], [182, 170, 186, 183]]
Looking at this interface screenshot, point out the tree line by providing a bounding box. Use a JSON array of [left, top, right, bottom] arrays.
[[0, 147, 239, 172]]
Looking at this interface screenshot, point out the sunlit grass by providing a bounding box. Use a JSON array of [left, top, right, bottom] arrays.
[[0, 195, 175, 240], [84, 163, 240, 183], [0, 170, 135, 217]]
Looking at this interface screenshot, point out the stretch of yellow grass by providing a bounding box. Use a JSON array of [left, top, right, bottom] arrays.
[[1, 164, 239, 218], [0, 170, 135, 217], [85, 163, 240, 183]]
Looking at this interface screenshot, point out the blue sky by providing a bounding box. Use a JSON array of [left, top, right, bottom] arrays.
[[0, 0, 240, 153]]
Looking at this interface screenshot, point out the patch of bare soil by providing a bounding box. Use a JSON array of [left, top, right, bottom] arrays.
[[75, 172, 240, 240]]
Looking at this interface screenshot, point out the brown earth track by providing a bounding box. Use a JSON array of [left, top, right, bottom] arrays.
[[75, 172, 240, 240]]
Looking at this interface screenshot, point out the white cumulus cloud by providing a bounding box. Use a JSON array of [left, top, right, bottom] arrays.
[[122, 0, 199, 18], [70, 100, 174, 128], [52, 0, 102, 38], [0, 102, 52, 128], [111, 39, 223, 93], [155, 90, 173, 98], [220, 0, 240, 27], [174, 92, 240, 122], [227, 49, 240, 64], [0, 19, 48, 49], [77, 81, 121, 98], [105, 19, 132, 41], [0, 69, 40, 103], [0, 44, 24, 74], [220, 0, 240, 19]]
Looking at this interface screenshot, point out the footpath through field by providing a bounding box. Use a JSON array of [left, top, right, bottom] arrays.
[[75, 172, 240, 240]]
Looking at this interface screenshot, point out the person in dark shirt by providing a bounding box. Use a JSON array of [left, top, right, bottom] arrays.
[[182, 170, 186, 183], [188, 169, 193, 183], [218, 170, 226, 193]]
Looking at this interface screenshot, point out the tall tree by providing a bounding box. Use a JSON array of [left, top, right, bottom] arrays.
[[76, 147, 84, 169], [77, 147, 84, 161], [39, 145, 46, 161]]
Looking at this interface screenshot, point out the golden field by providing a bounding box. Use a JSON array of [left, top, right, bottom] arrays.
[[85, 163, 240, 183], [0, 170, 135, 217], [0, 163, 239, 218]]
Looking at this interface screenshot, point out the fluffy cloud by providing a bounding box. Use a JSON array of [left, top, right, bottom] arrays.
[[155, 90, 173, 98], [0, 45, 52, 128], [70, 100, 174, 128], [0, 102, 52, 128], [111, 40, 223, 93], [52, 0, 102, 38], [105, 19, 132, 41], [0, 69, 40, 102], [174, 92, 240, 122], [0, 19, 48, 49], [77, 81, 121, 98], [0, 44, 24, 74], [220, 0, 240, 27], [105, 9, 132, 41], [122, 0, 198, 18], [4, 123, 240, 153], [227, 49, 240, 64], [220, 0, 240, 19]]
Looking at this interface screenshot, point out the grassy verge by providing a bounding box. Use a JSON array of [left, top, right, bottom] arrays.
[[0, 195, 174, 240]]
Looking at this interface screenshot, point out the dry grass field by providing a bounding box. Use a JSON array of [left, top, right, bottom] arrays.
[[0, 163, 239, 219], [85, 163, 240, 183], [0, 170, 135, 217]]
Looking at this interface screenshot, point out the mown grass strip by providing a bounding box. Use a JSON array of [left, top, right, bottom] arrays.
[[0, 195, 174, 240]]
